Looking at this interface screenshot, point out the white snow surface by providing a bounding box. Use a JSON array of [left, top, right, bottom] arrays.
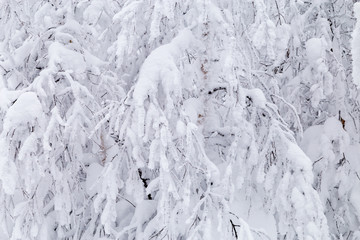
[[306, 38, 325, 65], [1, 1, 360, 239], [352, 2, 360, 87], [0, 92, 43, 194], [133, 29, 194, 106], [245, 88, 267, 108], [48, 42, 87, 73], [3, 92, 43, 132]]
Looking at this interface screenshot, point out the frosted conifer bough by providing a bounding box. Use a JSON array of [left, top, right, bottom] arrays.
[[0, 0, 360, 239]]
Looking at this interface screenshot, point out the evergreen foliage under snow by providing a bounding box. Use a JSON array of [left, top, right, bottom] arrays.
[[0, 0, 360, 239]]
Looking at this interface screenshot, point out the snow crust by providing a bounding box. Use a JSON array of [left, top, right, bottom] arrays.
[[306, 38, 325, 64]]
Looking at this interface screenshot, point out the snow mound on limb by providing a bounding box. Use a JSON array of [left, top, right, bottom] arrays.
[[244, 88, 267, 108], [133, 29, 195, 106], [275, 142, 329, 239], [306, 38, 326, 65], [0, 92, 43, 195], [0, 152, 17, 195], [48, 42, 86, 74], [286, 142, 314, 183], [132, 29, 196, 139], [301, 117, 350, 162], [3, 92, 43, 132], [182, 97, 204, 123]]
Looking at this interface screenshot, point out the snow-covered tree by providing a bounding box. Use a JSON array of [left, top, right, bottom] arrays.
[[95, 1, 330, 239], [1, 0, 360, 239], [353, 2, 360, 88], [0, 1, 119, 239]]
